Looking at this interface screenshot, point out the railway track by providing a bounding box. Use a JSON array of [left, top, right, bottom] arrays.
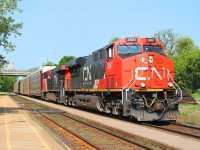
[[58, 113, 152, 150], [142, 121, 200, 141], [23, 102, 100, 149], [39, 112, 100, 150], [15, 97, 154, 150]]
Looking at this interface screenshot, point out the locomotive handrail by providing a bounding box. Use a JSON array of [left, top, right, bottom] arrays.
[[122, 70, 134, 105], [122, 70, 144, 105], [59, 80, 65, 98], [167, 69, 182, 102]]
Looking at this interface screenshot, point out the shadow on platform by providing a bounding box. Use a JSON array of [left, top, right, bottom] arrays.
[[0, 107, 23, 115]]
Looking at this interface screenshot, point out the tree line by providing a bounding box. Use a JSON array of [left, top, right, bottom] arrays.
[[153, 29, 200, 93]]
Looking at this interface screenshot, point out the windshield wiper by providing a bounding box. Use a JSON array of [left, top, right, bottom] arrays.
[[123, 43, 130, 48]]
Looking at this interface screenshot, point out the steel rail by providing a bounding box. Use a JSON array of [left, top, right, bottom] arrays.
[[142, 122, 200, 140], [170, 122, 200, 130]]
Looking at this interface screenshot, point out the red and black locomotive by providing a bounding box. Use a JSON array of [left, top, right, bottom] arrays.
[[14, 37, 181, 121]]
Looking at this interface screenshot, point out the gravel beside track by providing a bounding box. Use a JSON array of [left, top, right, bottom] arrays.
[[19, 95, 200, 150], [142, 122, 200, 141]]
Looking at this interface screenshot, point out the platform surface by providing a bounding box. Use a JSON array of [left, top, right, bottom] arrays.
[[0, 96, 64, 150]]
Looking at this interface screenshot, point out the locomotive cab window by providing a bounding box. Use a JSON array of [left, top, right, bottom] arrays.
[[117, 45, 141, 59], [144, 46, 164, 55], [106, 47, 114, 59]]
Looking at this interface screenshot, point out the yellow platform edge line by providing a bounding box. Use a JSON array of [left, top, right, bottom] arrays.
[[3, 99, 12, 150], [19, 111, 52, 150]]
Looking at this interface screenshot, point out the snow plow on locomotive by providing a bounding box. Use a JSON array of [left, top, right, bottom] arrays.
[[14, 37, 182, 121]]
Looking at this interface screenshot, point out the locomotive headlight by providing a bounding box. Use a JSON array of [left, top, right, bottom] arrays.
[[148, 55, 154, 64], [168, 82, 173, 88], [140, 82, 146, 88]]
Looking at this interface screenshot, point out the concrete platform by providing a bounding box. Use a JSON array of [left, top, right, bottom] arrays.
[[0, 96, 64, 150]]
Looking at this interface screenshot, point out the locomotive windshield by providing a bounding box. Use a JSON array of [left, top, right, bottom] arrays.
[[144, 46, 163, 55], [117, 45, 141, 58]]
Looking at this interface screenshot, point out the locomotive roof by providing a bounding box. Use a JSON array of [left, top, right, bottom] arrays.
[[94, 42, 114, 53], [64, 43, 114, 68], [65, 57, 86, 68]]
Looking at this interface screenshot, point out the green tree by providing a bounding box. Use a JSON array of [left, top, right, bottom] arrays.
[[0, 0, 22, 70], [109, 37, 120, 44], [59, 56, 75, 65], [43, 61, 57, 66], [0, 0, 22, 52], [153, 29, 178, 56], [0, 76, 17, 92], [0, 54, 7, 67], [28, 67, 40, 72], [184, 50, 200, 92], [172, 37, 200, 92], [175, 36, 197, 54]]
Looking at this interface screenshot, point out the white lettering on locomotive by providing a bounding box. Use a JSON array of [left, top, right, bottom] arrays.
[[107, 62, 112, 69], [135, 67, 162, 80], [83, 66, 91, 84]]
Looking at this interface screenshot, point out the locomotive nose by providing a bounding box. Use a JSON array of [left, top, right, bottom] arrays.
[[153, 102, 164, 111]]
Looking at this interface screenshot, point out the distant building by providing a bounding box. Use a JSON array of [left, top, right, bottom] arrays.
[[6, 61, 14, 70]]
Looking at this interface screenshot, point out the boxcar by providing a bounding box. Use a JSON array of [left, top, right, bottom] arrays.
[[23, 76, 30, 95], [13, 81, 20, 94], [19, 80, 24, 94], [30, 66, 56, 97]]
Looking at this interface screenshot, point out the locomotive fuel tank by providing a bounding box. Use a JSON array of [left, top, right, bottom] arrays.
[[75, 95, 103, 112]]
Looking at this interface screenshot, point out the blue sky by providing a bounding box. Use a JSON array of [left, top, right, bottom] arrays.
[[2, 0, 200, 69]]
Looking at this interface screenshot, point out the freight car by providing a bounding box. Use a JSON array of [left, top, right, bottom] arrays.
[[13, 81, 20, 94], [15, 37, 182, 121], [14, 66, 55, 96]]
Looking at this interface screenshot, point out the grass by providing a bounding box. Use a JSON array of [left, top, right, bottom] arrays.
[[191, 92, 200, 102], [0, 92, 8, 95], [177, 103, 200, 125], [0, 92, 16, 96], [179, 92, 200, 125]]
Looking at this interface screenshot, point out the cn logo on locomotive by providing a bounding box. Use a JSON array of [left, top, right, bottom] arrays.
[[135, 67, 162, 80], [83, 66, 92, 85]]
